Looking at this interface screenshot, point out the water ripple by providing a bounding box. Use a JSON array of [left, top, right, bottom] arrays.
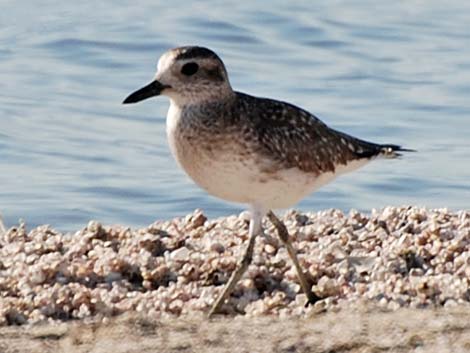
[[1, 0, 469, 230]]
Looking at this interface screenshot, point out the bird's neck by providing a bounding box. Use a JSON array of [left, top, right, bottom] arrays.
[[168, 88, 236, 109], [167, 93, 238, 135]]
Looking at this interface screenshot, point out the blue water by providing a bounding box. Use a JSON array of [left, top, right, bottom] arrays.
[[1, 1, 469, 231]]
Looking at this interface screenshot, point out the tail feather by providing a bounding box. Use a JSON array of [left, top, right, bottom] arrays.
[[355, 144, 416, 159], [378, 144, 416, 158], [333, 130, 415, 160], [355, 142, 416, 158]]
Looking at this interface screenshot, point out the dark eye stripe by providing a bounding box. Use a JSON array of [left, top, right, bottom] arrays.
[[181, 62, 199, 76]]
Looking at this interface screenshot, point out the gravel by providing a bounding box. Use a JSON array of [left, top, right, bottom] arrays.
[[0, 206, 468, 325]]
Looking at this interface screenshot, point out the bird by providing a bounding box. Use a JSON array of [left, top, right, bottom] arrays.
[[122, 46, 413, 317]]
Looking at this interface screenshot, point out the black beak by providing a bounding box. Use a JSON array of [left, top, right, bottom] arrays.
[[122, 80, 169, 104]]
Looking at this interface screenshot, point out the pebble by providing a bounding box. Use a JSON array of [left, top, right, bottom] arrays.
[[209, 242, 225, 254], [170, 247, 190, 261], [0, 206, 468, 326]]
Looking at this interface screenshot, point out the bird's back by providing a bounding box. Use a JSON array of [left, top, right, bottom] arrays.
[[233, 91, 406, 176]]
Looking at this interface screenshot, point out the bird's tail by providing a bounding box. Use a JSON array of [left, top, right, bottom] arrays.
[[333, 130, 416, 160], [377, 144, 416, 158]]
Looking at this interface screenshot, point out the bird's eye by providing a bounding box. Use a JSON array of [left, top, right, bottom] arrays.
[[181, 62, 199, 76]]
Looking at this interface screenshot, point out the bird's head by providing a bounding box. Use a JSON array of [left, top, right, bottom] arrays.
[[123, 46, 233, 106]]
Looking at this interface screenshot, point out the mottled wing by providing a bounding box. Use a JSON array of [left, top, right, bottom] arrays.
[[237, 93, 383, 174]]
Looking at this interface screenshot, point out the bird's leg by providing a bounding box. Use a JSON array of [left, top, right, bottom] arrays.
[[266, 210, 321, 306], [208, 206, 264, 317]]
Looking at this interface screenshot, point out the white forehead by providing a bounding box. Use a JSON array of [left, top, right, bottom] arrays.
[[157, 51, 178, 73]]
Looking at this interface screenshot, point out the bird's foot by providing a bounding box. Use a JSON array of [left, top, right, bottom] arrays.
[[304, 291, 323, 307]]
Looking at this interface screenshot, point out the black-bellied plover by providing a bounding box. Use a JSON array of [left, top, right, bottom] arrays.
[[123, 46, 413, 317]]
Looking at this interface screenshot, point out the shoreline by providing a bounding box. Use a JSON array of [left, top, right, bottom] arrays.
[[2, 305, 470, 352], [0, 206, 468, 326]]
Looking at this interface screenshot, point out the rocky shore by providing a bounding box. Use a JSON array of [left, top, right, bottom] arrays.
[[0, 206, 469, 326]]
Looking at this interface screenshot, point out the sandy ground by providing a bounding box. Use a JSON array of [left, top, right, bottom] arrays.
[[1, 305, 470, 353]]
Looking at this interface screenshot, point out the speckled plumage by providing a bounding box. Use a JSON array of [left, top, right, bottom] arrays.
[[171, 92, 374, 173], [124, 45, 411, 211]]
